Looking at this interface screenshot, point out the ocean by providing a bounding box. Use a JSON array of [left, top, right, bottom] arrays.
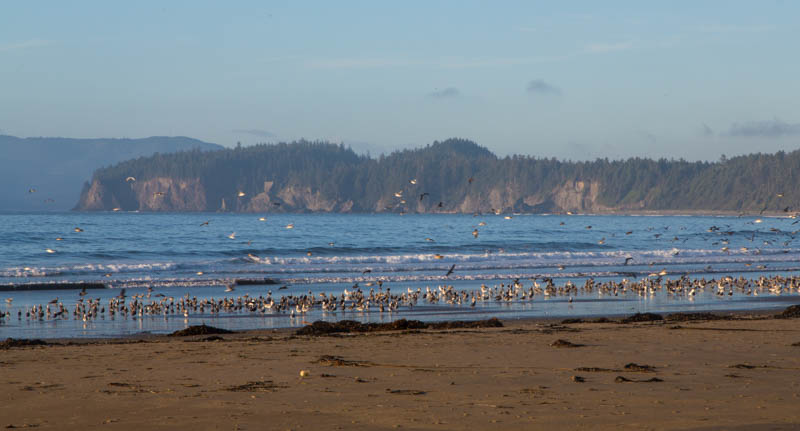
[[2, 212, 800, 338]]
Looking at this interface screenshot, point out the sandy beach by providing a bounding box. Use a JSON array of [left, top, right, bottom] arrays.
[[2, 312, 800, 430]]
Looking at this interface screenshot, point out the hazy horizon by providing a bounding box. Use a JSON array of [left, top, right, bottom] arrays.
[[2, 1, 799, 161]]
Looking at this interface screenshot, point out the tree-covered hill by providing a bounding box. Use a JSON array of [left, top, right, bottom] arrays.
[[74, 138, 800, 214]]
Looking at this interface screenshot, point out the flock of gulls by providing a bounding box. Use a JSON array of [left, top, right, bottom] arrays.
[[6, 179, 800, 325], [4, 273, 800, 324]]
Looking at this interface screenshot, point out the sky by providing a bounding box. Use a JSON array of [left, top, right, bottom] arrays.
[[1, 0, 799, 161]]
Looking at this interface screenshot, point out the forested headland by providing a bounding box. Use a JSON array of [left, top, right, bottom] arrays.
[[75, 138, 800, 214]]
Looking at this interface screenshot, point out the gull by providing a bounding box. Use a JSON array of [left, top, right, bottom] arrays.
[[48, 297, 58, 304], [434, 254, 444, 259], [228, 232, 236, 239], [445, 264, 456, 277], [306, 251, 313, 256], [472, 229, 479, 238], [74, 227, 83, 232], [56, 237, 63, 241], [286, 223, 294, 229], [624, 257, 634, 266], [658, 269, 668, 276], [419, 192, 429, 201], [224, 283, 235, 292], [125, 176, 136, 182], [153, 191, 165, 197], [79, 288, 87, 297], [598, 237, 605, 245], [478, 221, 487, 226], [504, 215, 512, 220], [112, 207, 121, 212], [557, 265, 565, 270], [258, 217, 266, 221], [328, 242, 335, 246], [196, 271, 204, 275], [45, 248, 56, 254], [394, 191, 403, 198], [28, 188, 36, 193], [425, 237, 435, 242], [362, 269, 372, 274], [409, 179, 417, 185], [238, 191, 246, 197], [200, 220, 210, 226], [625, 231, 633, 235]]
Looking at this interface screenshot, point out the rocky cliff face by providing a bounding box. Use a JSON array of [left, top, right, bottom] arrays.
[[132, 178, 207, 211], [75, 177, 206, 211], [76, 171, 625, 213], [77, 178, 358, 213], [76, 180, 111, 211]]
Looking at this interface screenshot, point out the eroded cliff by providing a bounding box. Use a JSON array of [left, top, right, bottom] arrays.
[[76, 176, 622, 214]]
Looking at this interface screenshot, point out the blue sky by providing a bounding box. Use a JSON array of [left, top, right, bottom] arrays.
[[1, 1, 798, 160]]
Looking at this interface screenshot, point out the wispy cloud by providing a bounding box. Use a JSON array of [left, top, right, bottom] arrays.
[[526, 79, 561, 96], [585, 41, 633, 53], [428, 87, 461, 99], [700, 123, 714, 138], [725, 119, 800, 138], [232, 129, 276, 138], [697, 24, 774, 34], [0, 39, 51, 52], [308, 55, 573, 70], [307, 57, 415, 69], [638, 130, 657, 143]]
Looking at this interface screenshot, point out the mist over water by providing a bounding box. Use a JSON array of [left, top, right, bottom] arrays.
[[2, 212, 800, 338]]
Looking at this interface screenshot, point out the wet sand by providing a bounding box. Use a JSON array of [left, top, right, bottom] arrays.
[[2, 314, 800, 430]]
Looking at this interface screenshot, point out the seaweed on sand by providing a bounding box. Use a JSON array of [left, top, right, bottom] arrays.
[[621, 313, 663, 323], [296, 318, 503, 336], [0, 338, 48, 349], [169, 324, 234, 337]]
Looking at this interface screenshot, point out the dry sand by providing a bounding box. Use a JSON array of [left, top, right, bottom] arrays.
[[2, 314, 800, 430]]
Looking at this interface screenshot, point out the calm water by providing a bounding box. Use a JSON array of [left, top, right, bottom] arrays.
[[2, 212, 800, 338]]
